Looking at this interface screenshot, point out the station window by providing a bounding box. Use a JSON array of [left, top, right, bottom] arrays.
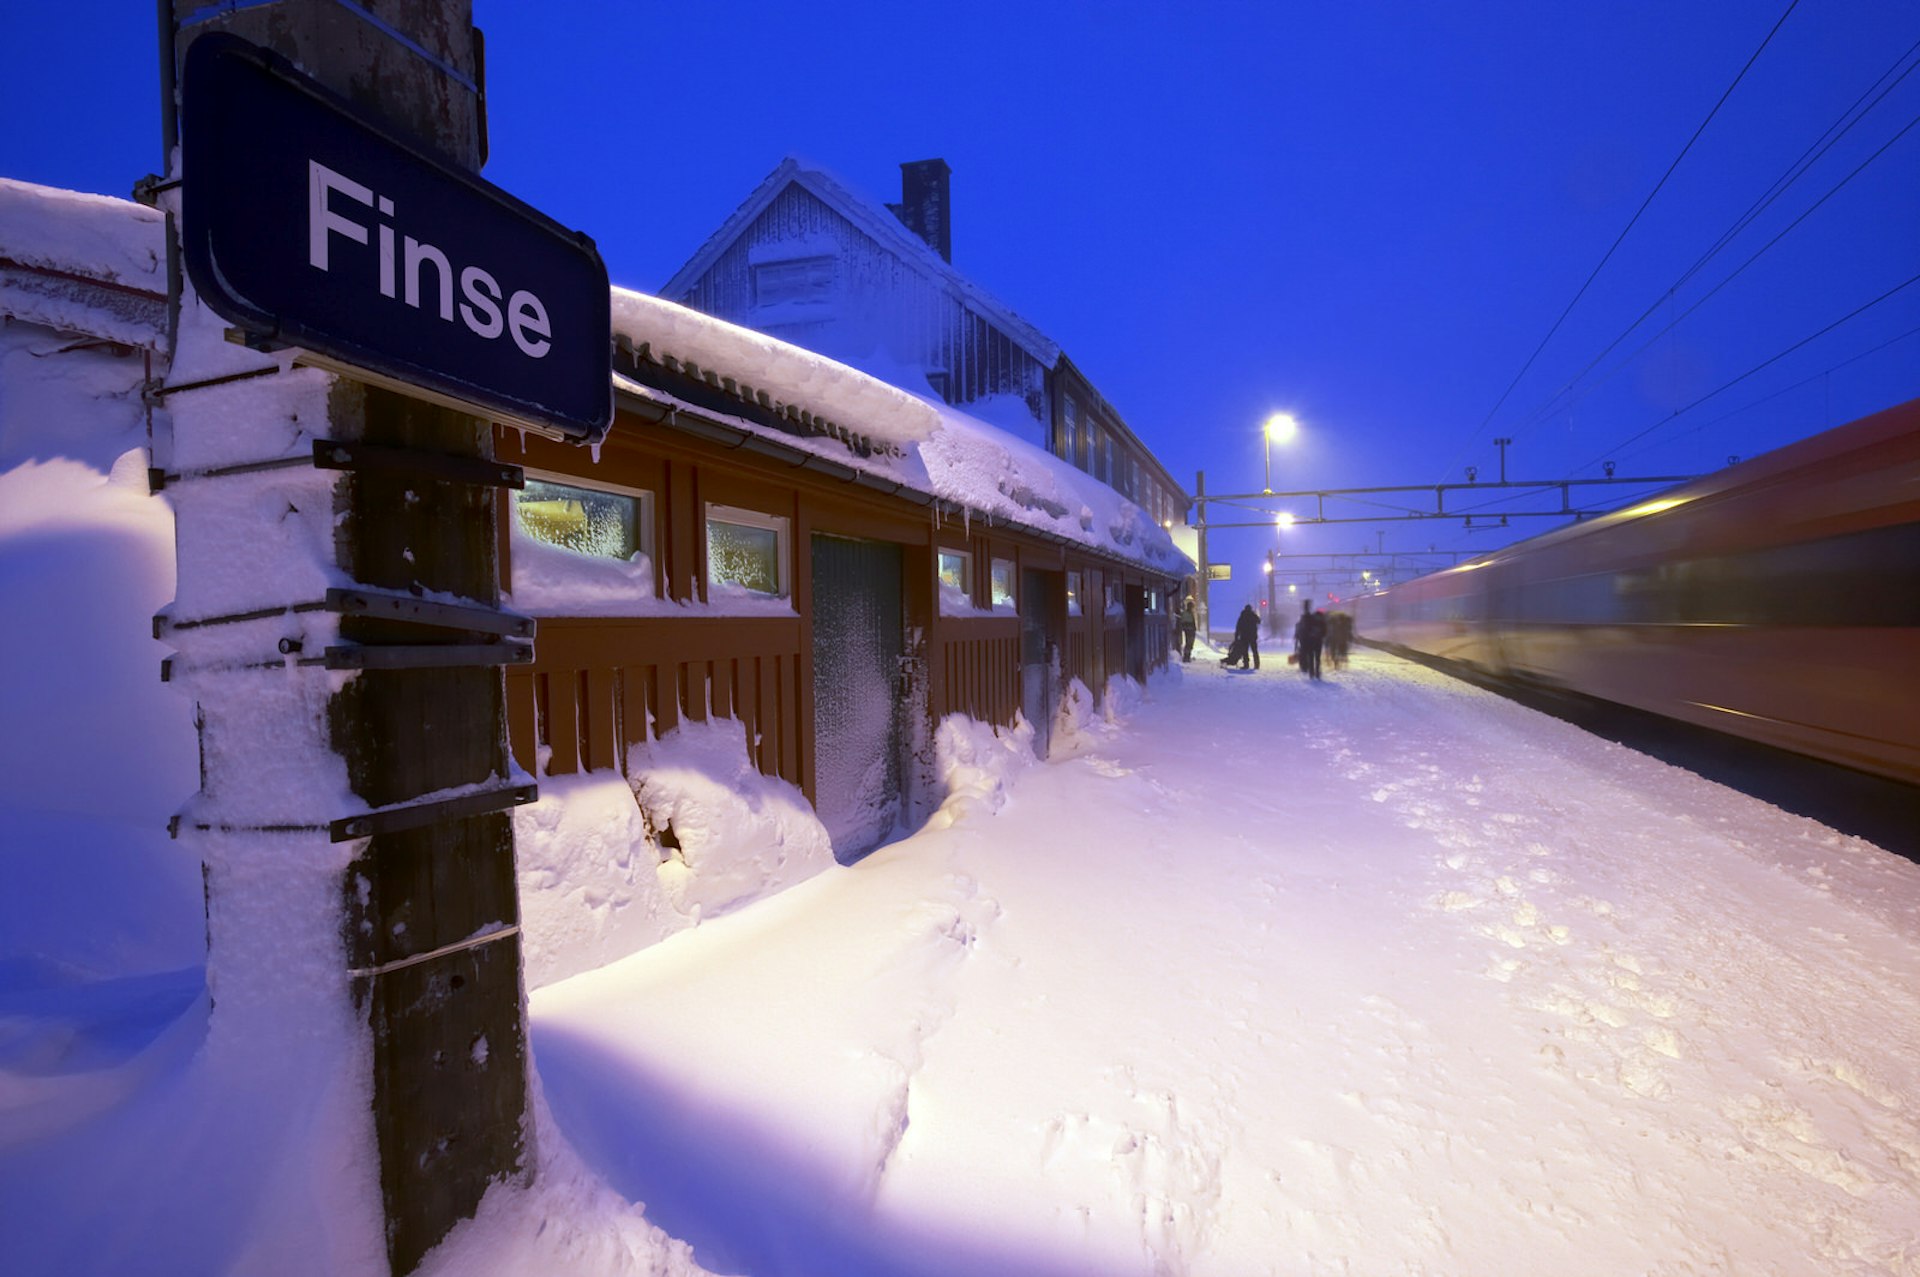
[[1067, 570, 1083, 617], [991, 558, 1016, 610], [937, 548, 972, 594], [514, 476, 651, 561], [706, 503, 790, 598]]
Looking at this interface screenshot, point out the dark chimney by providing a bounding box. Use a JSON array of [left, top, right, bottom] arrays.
[[887, 158, 951, 262]]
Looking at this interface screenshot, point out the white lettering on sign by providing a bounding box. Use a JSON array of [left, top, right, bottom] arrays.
[[307, 159, 553, 359]]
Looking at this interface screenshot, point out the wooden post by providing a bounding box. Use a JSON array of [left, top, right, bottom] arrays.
[[161, 3, 528, 1272]]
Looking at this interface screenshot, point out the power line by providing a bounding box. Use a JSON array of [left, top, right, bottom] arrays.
[[1566, 269, 1920, 475], [1612, 320, 1920, 467], [1513, 105, 1920, 442], [1433, 0, 1801, 485], [1508, 41, 1920, 440]]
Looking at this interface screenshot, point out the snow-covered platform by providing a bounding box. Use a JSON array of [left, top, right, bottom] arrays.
[[5, 649, 1917, 1276], [512, 648, 1920, 1276]]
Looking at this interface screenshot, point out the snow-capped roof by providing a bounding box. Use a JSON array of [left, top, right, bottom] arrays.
[[0, 178, 167, 349], [610, 287, 1190, 578], [611, 285, 940, 448], [659, 158, 1062, 369]]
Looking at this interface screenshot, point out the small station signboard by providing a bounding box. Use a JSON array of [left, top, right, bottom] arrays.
[[180, 32, 612, 442]]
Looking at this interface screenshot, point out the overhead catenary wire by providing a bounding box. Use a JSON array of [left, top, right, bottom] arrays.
[[1611, 320, 1920, 468], [1667, 37, 1920, 298], [1510, 106, 1920, 446], [1565, 269, 1920, 476], [1431, 0, 1802, 486], [1506, 42, 1920, 442]]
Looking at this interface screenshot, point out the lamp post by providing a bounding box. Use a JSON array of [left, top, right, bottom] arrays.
[[1263, 552, 1276, 636], [1263, 412, 1298, 495]]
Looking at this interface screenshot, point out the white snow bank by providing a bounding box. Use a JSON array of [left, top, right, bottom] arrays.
[[516, 719, 835, 990], [514, 770, 674, 990], [629, 718, 836, 924]]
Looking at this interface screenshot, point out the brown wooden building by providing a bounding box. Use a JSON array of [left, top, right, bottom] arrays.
[[499, 289, 1189, 859]]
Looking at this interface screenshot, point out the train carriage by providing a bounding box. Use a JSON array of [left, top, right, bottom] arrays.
[[1355, 398, 1920, 786]]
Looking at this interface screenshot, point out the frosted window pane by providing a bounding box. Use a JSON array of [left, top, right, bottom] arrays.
[[991, 559, 1015, 608], [709, 519, 781, 595], [515, 480, 641, 560], [938, 551, 969, 592], [1067, 570, 1082, 616]]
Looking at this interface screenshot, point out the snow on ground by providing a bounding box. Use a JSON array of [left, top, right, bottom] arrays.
[[5, 647, 1919, 1275], [522, 650, 1920, 1277]]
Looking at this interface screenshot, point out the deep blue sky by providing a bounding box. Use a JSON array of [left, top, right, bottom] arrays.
[[4, 1, 1916, 596]]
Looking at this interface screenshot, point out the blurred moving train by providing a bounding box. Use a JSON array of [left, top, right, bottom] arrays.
[[1353, 397, 1920, 787]]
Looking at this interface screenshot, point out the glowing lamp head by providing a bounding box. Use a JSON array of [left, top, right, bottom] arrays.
[[1275, 512, 1296, 529], [1262, 560, 1273, 574], [1265, 413, 1299, 443]]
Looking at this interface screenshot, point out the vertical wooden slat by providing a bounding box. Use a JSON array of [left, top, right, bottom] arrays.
[[651, 664, 678, 738], [584, 668, 619, 772], [710, 656, 734, 722], [755, 659, 769, 760], [778, 653, 793, 781], [546, 670, 580, 775], [737, 658, 754, 761], [620, 665, 649, 772], [786, 649, 803, 787], [683, 663, 705, 723], [504, 670, 537, 777]]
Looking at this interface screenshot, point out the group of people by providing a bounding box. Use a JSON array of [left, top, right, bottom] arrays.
[[1173, 594, 1351, 677], [1287, 599, 1353, 679]]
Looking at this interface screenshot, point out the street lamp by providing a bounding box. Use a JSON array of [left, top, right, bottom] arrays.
[[1263, 413, 1298, 494]]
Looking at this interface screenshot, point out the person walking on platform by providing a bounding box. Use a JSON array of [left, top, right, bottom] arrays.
[[1176, 595, 1197, 663], [1222, 602, 1262, 669], [1326, 609, 1353, 669], [1294, 599, 1327, 680]]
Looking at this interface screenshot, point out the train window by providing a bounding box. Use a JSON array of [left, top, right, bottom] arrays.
[[1552, 523, 1920, 628]]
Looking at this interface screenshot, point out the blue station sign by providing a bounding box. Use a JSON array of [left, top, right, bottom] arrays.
[[181, 33, 612, 442]]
